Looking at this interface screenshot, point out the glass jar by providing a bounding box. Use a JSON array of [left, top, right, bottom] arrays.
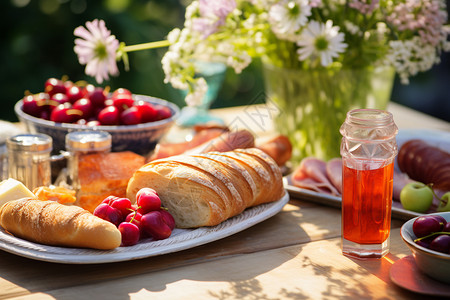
[[65, 131, 111, 191], [340, 109, 398, 259], [7, 133, 53, 190]]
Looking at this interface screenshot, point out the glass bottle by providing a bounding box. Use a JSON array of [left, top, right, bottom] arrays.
[[7, 133, 53, 190], [340, 109, 398, 259]]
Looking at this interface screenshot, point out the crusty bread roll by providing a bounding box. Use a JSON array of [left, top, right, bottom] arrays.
[[76, 151, 145, 212], [126, 148, 285, 228], [0, 198, 121, 250]]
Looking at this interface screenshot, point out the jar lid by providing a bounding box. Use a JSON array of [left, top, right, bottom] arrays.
[[7, 133, 53, 153], [65, 131, 112, 152]]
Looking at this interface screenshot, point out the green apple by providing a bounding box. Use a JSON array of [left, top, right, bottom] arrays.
[[437, 192, 450, 212], [400, 182, 433, 213]]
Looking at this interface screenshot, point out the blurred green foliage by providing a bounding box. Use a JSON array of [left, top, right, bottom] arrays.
[[1, 0, 448, 123]]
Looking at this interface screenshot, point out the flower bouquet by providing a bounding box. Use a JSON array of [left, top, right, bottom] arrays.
[[73, 0, 450, 161]]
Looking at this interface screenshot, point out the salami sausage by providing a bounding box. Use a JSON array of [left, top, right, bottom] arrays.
[[397, 139, 450, 191]]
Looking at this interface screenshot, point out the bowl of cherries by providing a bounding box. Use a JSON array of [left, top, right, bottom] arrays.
[[14, 78, 180, 155], [400, 212, 450, 284]]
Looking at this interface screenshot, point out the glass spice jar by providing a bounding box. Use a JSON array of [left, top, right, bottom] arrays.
[[7, 133, 53, 190], [65, 131, 111, 192]]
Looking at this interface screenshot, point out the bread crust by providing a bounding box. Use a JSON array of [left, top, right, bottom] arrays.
[[0, 198, 121, 250], [126, 148, 285, 228]]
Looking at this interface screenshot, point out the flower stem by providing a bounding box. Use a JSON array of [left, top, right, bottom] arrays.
[[123, 40, 170, 52]]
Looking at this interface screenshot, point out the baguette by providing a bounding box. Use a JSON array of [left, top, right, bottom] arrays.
[[126, 148, 285, 228], [0, 198, 121, 250]]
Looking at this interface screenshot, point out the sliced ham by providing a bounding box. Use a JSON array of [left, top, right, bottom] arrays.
[[326, 158, 342, 194], [291, 157, 340, 196]]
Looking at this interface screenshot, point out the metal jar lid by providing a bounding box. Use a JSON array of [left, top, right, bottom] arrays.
[[7, 133, 53, 153], [65, 130, 112, 152]]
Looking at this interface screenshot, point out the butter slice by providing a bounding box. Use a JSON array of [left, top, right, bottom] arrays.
[[0, 178, 35, 208]]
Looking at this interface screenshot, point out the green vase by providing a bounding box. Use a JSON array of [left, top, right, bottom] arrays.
[[262, 63, 395, 164]]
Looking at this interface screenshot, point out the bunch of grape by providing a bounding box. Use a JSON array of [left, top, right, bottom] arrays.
[[93, 188, 175, 246], [21, 78, 172, 125], [413, 215, 450, 254]]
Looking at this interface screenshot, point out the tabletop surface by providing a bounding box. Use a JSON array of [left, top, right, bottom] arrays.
[[0, 102, 449, 300]]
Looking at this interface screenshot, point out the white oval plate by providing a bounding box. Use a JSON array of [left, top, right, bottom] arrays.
[[0, 192, 289, 264]]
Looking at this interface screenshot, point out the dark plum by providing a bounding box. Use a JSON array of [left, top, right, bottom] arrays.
[[429, 235, 450, 253]]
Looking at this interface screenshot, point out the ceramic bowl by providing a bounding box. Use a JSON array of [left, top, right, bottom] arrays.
[[14, 94, 180, 155], [400, 212, 450, 284]]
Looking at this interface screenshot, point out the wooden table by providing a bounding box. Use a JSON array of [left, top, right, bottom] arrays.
[[1, 103, 449, 300]]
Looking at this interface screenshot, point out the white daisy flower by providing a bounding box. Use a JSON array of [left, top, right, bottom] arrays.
[[269, 0, 311, 41], [73, 19, 120, 84], [297, 20, 347, 66]]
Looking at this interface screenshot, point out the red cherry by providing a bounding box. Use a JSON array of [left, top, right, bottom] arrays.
[[118, 222, 141, 246], [50, 93, 70, 108], [112, 88, 132, 98], [110, 197, 133, 217], [45, 78, 66, 96], [125, 211, 143, 228], [66, 85, 84, 104], [121, 106, 141, 125], [154, 105, 172, 120], [93, 203, 124, 227], [89, 87, 107, 107], [159, 209, 176, 230], [98, 106, 120, 125], [72, 98, 94, 119], [50, 103, 81, 123], [22, 95, 43, 117], [135, 101, 157, 123], [136, 188, 161, 214], [113, 94, 134, 112], [102, 195, 120, 205], [141, 211, 172, 240]]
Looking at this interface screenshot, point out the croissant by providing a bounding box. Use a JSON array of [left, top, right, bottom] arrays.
[[0, 198, 121, 250], [126, 148, 285, 228]]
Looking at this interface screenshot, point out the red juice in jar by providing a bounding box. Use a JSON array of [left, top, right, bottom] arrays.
[[340, 109, 398, 259], [342, 162, 394, 244]]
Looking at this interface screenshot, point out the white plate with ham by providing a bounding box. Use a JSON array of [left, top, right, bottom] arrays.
[[285, 129, 450, 221], [0, 192, 289, 264]]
